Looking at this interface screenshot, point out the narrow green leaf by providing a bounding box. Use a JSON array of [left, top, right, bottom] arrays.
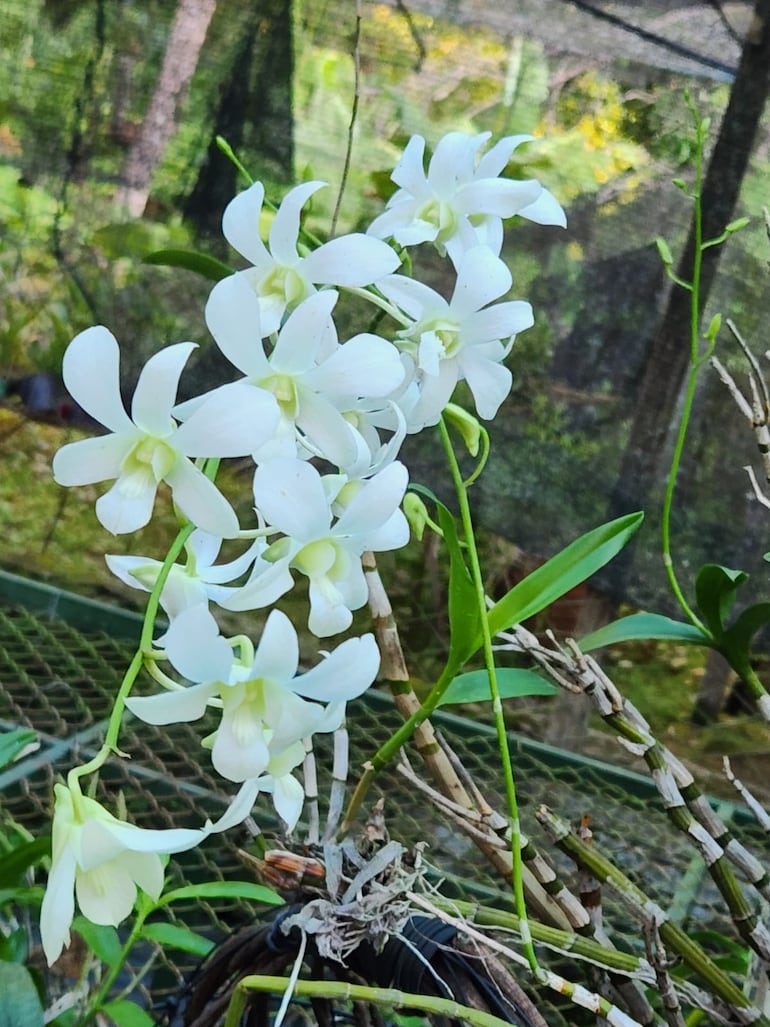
[[436, 502, 482, 673], [0, 962, 43, 1027], [157, 881, 283, 908], [100, 1000, 155, 1027], [0, 837, 51, 889], [0, 887, 44, 907], [143, 249, 234, 283], [0, 729, 36, 771], [580, 612, 709, 652], [71, 917, 123, 969], [695, 564, 748, 638], [438, 668, 557, 706], [486, 512, 643, 644], [140, 922, 214, 957]]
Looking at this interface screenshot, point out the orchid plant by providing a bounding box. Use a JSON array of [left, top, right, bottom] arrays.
[[36, 127, 630, 1022]]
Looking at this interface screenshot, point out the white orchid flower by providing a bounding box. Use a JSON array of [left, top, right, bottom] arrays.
[[52, 327, 279, 537], [125, 606, 380, 781], [253, 742, 307, 830], [221, 180, 401, 334], [204, 279, 405, 469], [224, 459, 409, 636], [105, 530, 263, 620], [41, 777, 260, 964], [368, 132, 566, 265], [378, 247, 534, 428]]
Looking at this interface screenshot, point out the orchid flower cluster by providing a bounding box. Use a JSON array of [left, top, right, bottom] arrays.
[[41, 131, 565, 965]]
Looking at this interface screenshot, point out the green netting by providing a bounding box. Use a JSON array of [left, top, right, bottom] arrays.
[[2, 571, 769, 1019]]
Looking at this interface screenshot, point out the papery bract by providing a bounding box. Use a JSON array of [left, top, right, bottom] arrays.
[[368, 132, 565, 265], [52, 327, 279, 536], [222, 180, 400, 334], [41, 778, 259, 964]]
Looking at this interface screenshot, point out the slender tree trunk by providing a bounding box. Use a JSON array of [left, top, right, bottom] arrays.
[[115, 0, 217, 216], [607, 0, 770, 524]]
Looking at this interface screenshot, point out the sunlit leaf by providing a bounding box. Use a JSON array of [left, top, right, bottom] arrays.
[[100, 1000, 155, 1027], [485, 512, 643, 644], [72, 917, 122, 969]]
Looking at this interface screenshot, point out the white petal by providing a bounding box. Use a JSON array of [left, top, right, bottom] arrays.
[[269, 181, 326, 264], [296, 391, 358, 468], [307, 581, 353, 636], [290, 633, 379, 701], [62, 327, 134, 433], [253, 458, 330, 539], [222, 182, 271, 267], [203, 778, 262, 833], [451, 249, 511, 319], [460, 349, 513, 420], [336, 462, 408, 535], [456, 178, 542, 218], [76, 859, 137, 927], [428, 132, 488, 193], [462, 301, 533, 346], [409, 361, 459, 429], [390, 135, 429, 196], [132, 343, 196, 436], [41, 844, 77, 964], [474, 134, 530, 178], [270, 773, 305, 830], [220, 558, 295, 612], [53, 433, 135, 487], [307, 334, 404, 399], [302, 235, 400, 287], [212, 706, 271, 781], [126, 681, 217, 725], [205, 273, 268, 371], [164, 605, 234, 682], [251, 609, 299, 684], [271, 291, 338, 374], [165, 458, 239, 537], [175, 382, 278, 457], [96, 470, 158, 534], [377, 275, 444, 322], [518, 186, 567, 227]]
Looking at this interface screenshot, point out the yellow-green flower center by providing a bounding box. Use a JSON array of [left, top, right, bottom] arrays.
[[258, 264, 309, 307], [124, 436, 177, 482]]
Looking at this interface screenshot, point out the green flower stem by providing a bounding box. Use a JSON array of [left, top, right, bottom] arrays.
[[344, 285, 412, 327], [67, 519, 196, 791], [659, 102, 709, 634], [437, 416, 539, 976], [224, 974, 525, 1027], [77, 903, 152, 1026]]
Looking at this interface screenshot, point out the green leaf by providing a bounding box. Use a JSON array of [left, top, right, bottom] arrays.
[[0, 729, 36, 770], [721, 602, 770, 670], [140, 922, 214, 957], [0, 837, 50, 889], [0, 927, 27, 964], [71, 917, 122, 969], [143, 249, 234, 283], [485, 512, 644, 645], [0, 887, 43, 907], [695, 564, 748, 638], [438, 668, 557, 706], [580, 612, 709, 652], [156, 881, 283, 908], [435, 502, 482, 675], [100, 1000, 155, 1027], [0, 961, 43, 1027]]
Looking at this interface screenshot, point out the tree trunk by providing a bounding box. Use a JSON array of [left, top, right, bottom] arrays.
[[183, 0, 294, 240], [607, 0, 770, 525], [115, 0, 218, 217]]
